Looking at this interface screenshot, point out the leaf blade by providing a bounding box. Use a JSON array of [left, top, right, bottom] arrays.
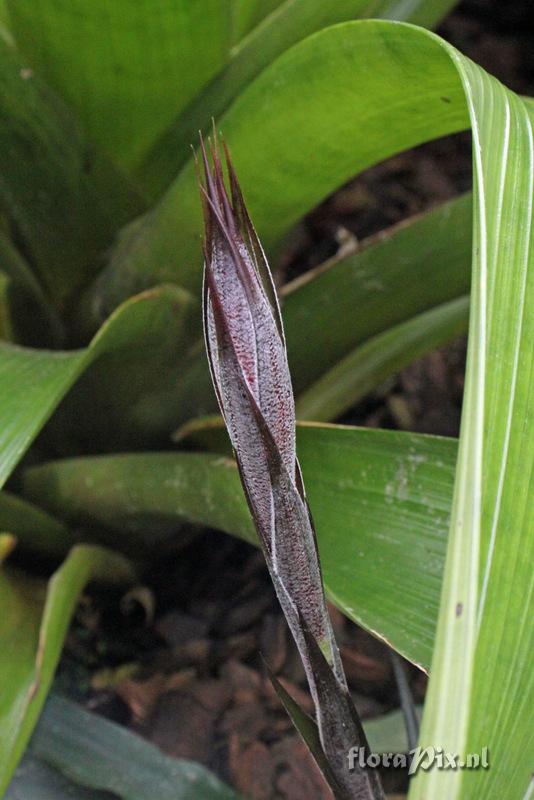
[[0, 545, 134, 794], [23, 425, 457, 670], [0, 491, 73, 559], [0, 284, 194, 489], [153, 195, 474, 430], [7, 0, 236, 170], [139, 0, 458, 196], [409, 73, 534, 800], [295, 295, 469, 422], [12, 694, 239, 800], [0, 40, 140, 303], [89, 21, 470, 318]]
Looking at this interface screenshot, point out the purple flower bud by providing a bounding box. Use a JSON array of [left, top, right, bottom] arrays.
[[200, 137, 333, 657], [200, 136, 383, 800]]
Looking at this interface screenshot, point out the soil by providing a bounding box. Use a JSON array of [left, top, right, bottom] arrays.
[[60, 3, 533, 798]]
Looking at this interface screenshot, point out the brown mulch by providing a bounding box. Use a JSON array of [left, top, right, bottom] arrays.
[[78, 536, 411, 798]]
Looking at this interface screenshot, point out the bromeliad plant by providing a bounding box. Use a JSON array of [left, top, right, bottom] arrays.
[[200, 138, 383, 798], [0, 1, 533, 798]]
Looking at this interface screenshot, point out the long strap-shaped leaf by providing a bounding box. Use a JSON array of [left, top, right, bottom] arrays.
[[139, 0, 457, 196], [0, 543, 134, 794], [0, 284, 193, 489], [410, 61, 534, 800], [6, 0, 236, 171], [0, 39, 139, 305], [23, 425, 457, 671], [284, 192, 472, 394], [295, 295, 469, 422], [9, 694, 239, 800], [0, 491, 72, 558], [88, 21, 473, 319]]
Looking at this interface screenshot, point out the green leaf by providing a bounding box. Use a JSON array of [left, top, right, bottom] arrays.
[[7, 695, 413, 799], [152, 195, 473, 430], [7, 1, 236, 171], [0, 344, 86, 489], [0, 231, 63, 346], [364, 706, 422, 754], [295, 295, 469, 422], [0, 491, 72, 559], [373, 0, 457, 27], [0, 1, 9, 26], [284, 193, 472, 394], [88, 20, 472, 320], [0, 545, 134, 795], [408, 76, 534, 800], [0, 1, 12, 45], [0, 284, 193, 489], [23, 425, 457, 670], [0, 40, 140, 304], [230, 0, 285, 42], [139, 0, 458, 197], [6, 694, 239, 800], [50, 286, 196, 452], [0, 530, 15, 561], [6, 757, 112, 800]]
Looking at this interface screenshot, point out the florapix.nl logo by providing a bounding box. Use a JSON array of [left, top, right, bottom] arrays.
[[348, 746, 490, 776]]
